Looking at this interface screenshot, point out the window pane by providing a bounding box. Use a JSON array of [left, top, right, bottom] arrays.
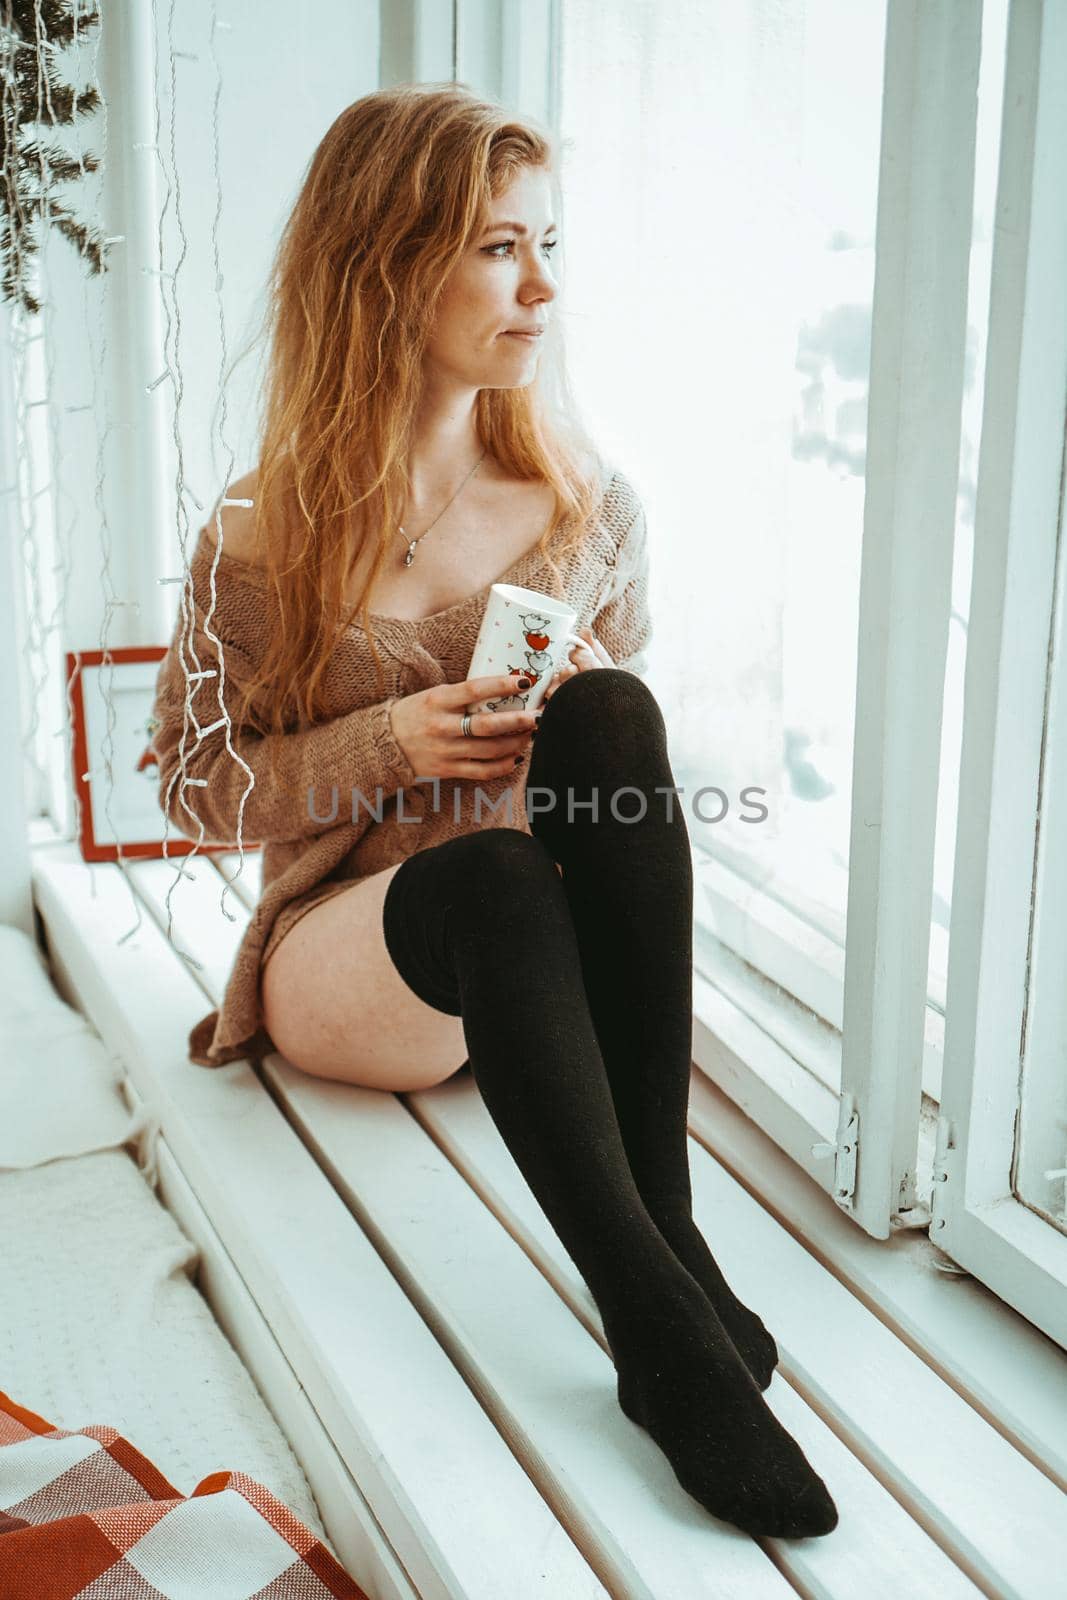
[[558, 0, 886, 966], [558, 0, 1007, 1045]]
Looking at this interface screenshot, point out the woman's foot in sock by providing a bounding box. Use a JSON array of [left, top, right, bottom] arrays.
[[647, 1199, 780, 1391], [606, 1273, 837, 1540]]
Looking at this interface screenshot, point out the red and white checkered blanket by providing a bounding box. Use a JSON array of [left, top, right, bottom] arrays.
[[0, 1389, 369, 1598]]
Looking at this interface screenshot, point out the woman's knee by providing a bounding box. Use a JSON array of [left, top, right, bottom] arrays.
[[388, 828, 564, 944], [543, 663, 661, 722], [382, 829, 567, 1017], [400, 825, 559, 895], [535, 668, 667, 767]]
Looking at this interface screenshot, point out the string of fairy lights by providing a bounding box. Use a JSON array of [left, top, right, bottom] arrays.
[[148, 2, 261, 957], [5, 0, 260, 972]]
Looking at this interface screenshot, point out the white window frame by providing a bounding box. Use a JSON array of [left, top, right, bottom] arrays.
[[454, 0, 558, 126], [461, 4, 1067, 1337], [828, 0, 987, 1241], [0, 304, 35, 939], [380, 0, 456, 86], [932, 0, 1067, 1345], [523, 0, 983, 1239]]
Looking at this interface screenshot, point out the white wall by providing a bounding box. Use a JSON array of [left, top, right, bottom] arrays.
[[143, 0, 382, 640]]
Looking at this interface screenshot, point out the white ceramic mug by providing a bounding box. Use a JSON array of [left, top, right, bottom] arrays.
[[466, 582, 589, 715]]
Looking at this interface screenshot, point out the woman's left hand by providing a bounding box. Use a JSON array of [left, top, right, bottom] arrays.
[[543, 626, 616, 702]]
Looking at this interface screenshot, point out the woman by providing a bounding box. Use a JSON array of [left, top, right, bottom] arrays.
[[152, 82, 837, 1540]]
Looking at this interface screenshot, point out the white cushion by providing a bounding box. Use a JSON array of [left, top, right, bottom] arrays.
[[0, 925, 327, 1543], [0, 923, 146, 1172]]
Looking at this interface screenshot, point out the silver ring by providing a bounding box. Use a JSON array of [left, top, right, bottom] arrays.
[[461, 712, 474, 738]]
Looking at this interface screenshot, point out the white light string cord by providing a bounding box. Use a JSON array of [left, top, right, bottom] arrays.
[[200, 0, 255, 923], [148, 0, 210, 966], [154, 0, 256, 955]]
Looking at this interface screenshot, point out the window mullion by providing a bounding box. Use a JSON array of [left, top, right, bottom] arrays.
[[381, 0, 455, 87], [934, 0, 1067, 1343], [0, 306, 35, 936], [454, 0, 557, 125], [839, 0, 983, 1239]]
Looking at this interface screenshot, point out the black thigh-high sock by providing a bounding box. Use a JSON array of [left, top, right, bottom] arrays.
[[524, 666, 779, 1389], [382, 829, 837, 1538]]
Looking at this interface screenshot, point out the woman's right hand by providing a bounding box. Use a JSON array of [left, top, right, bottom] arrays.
[[389, 672, 542, 780]]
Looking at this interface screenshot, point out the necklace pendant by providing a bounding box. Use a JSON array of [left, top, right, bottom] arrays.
[[403, 539, 418, 567]]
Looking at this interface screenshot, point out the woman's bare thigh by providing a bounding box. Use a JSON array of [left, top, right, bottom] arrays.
[[260, 856, 563, 1093]]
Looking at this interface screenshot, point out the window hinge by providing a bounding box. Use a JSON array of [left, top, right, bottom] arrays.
[[810, 1089, 859, 1210], [929, 1111, 956, 1233]]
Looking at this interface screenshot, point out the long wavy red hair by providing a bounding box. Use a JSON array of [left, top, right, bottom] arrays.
[[220, 80, 606, 742]]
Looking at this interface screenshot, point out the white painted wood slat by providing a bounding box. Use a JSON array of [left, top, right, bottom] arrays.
[[268, 1060, 804, 1600], [123, 1082, 419, 1600], [31, 831, 1067, 1595], [31, 845, 610, 1600], [687, 1071, 1067, 1494], [134, 839, 1061, 1593], [413, 1078, 1049, 1599], [130, 852, 796, 1592], [120, 852, 971, 1591]]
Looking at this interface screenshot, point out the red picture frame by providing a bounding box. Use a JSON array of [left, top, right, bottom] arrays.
[[65, 645, 260, 864]]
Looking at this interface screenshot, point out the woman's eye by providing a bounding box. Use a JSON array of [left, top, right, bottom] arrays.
[[484, 240, 558, 259]]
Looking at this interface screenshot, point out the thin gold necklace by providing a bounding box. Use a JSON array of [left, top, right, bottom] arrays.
[[398, 448, 487, 568]]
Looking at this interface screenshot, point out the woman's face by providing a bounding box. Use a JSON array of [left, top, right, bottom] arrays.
[[424, 165, 559, 391]]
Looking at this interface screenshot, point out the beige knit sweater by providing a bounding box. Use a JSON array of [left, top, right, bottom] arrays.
[[151, 462, 653, 1068]]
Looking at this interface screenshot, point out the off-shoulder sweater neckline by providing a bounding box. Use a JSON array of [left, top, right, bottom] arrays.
[[193, 508, 585, 637]]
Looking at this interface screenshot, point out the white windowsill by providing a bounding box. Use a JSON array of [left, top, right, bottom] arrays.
[[24, 819, 1067, 1597]]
